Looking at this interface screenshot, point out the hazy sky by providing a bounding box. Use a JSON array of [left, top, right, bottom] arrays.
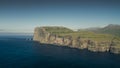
[[0, 0, 120, 33]]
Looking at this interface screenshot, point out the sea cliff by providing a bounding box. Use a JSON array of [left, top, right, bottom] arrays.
[[33, 26, 120, 54]]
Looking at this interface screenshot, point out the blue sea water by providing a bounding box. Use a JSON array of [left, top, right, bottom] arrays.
[[0, 35, 120, 68]]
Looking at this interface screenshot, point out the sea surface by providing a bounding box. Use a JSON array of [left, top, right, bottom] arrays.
[[0, 35, 120, 68]]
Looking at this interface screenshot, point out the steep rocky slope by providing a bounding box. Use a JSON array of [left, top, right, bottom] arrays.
[[33, 26, 120, 54]]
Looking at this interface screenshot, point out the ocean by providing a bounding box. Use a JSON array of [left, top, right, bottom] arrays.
[[0, 35, 120, 68]]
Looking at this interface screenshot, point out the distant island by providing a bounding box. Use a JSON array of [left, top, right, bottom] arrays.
[[33, 24, 120, 54]]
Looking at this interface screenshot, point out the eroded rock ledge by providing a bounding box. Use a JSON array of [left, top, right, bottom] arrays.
[[33, 27, 120, 54]]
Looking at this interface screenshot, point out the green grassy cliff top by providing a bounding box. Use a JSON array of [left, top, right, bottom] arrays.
[[40, 26, 120, 42]]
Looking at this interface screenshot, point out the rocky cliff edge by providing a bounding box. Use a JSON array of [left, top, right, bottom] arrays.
[[33, 27, 120, 54]]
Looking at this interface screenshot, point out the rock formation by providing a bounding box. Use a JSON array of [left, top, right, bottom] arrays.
[[33, 26, 120, 54]]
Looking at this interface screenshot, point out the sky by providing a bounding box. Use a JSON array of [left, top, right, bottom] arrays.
[[0, 0, 120, 33]]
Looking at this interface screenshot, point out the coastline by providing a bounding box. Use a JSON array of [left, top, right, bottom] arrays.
[[33, 27, 120, 54]]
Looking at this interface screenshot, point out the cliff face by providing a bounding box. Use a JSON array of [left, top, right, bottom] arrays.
[[33, 27, 120, 54]]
